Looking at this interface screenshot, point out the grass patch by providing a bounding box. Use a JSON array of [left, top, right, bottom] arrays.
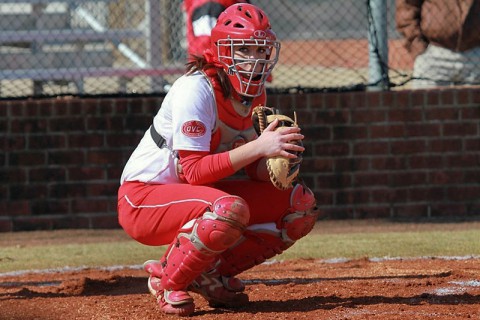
[[0, 242, 164, 273], [1, 221, 479, 274], [277, 229, 480, 261]]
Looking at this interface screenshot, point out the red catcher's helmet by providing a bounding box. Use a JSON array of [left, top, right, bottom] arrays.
[[210, 3, 280, 97]]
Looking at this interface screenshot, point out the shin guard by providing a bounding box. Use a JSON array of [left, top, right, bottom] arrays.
[[161, 196, 250, 292], [217, 183, 319, 276]]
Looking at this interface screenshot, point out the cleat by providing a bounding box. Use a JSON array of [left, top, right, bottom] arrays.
[[144, 262, 195, 316], [189, 271, 249, 308], [221, 275, 245, 292], [147, 275, 162, 297], [157, 291, 195, 316], [158, 289, 195, 316]]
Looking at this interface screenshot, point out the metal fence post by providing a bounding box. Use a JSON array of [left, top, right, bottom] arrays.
[[146, 0, 164, 92], [367, 0, 389, 90]]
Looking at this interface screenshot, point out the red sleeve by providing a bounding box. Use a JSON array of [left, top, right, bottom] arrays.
[[178, 150, 235, 185]]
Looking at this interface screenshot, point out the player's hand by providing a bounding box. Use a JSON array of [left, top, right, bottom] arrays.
[[254, 119, 305, 159]]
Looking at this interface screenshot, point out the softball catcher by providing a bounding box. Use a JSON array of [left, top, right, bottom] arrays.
[[118, 3, 319, 316]]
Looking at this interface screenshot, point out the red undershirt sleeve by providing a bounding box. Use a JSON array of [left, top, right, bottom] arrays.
[[178, 150, 235, 185]]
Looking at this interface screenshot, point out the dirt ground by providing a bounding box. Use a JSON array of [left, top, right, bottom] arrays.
[[1, 221, 479, 320]]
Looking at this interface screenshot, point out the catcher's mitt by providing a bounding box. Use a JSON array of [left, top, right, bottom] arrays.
[[251, 105, 303, 190]]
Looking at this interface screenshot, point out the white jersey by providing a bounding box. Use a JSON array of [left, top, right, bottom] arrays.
[[120, 72, 216, 184]]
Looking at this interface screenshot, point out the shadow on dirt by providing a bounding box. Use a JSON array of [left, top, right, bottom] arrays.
[[242, 292, 480, 313]]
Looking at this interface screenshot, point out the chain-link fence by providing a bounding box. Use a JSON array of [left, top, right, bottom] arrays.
[[0, 0, 476, 99]]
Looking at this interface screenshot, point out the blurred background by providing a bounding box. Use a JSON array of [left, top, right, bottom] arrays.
[[0, 0, 417, 98]]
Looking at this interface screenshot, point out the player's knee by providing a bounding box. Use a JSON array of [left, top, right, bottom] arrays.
[[212, 195, 250, 226], [290, 183, 316, 212], [195, 195, 250, 252], [281, 184, 319, 243]]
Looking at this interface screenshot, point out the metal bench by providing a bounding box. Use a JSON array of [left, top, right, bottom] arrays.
[[0, 0, 180, 95]]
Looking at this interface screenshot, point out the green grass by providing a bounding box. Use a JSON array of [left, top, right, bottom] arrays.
[[277, 229, 480, 261], [0, 242, 164, 273], [1, 224, 479, 274]]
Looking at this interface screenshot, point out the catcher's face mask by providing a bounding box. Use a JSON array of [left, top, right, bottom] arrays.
[[211, 3, 281, 97]]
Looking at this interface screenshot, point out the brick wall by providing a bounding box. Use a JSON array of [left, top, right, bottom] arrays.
[[1, 88, 479, 231]]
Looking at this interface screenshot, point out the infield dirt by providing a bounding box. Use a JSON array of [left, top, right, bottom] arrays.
[[1, 221, 479, 319]]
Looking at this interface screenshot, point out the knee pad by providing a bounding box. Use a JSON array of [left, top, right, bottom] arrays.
[[281, 183, 319, 244], [194, 195, 250, 252], [161, 196, 249, 291]]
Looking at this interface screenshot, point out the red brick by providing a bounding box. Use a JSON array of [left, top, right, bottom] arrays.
[[0, 219, 13, 232], [48, 150, 85, 165], [302, 158, 334, 172], [90, 214, 120, 229], [354, 141, 389, 155], [354, 173, 390, 187], [409, 155, 444, 169], [29, 134, 66, 149], [68, 167, 105, 180], [426, 107, 460, 121], [323, 92, 339, 109], [315, 174, 352, 189], [390, 140, 427, 155], [388, 108, 423, 122], [411, 90, 426, 107], [49, 118, 86, 132], [406, 123, 441, 137], [366, 91, 382, 108], [9, 151, 46, 166], [439, 88, 456, 105], [446, 154, 479, 168], [407, 187, 445, 202], [336, 189, 370, 205], [335, 158, 369, 171], [371, 188, 408, 203], [370, 124, 406, 139], [314, 142, 349, 157], [430, 204, 468, 217], [393, 204, 428, 219], [371, 156, 408, 170], [0, 201, 30, 216], [72, 199, 109, 213], [428, 138, 463, 153], [30, 168, 66, 182], [446, 186, 480, 201], [461, 106, 480, 120], [425, 90, 440, 106], [443, 122, 478, 136], [390, 172, 428, 186], [87, 182, 118, 197], [86, 150, 124, 165], [352, 109, 385, 123]]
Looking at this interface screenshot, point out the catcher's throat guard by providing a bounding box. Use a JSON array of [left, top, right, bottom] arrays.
[[251, 106, 303, 190]]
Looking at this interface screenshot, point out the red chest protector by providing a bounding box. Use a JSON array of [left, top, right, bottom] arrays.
[[202, 69, 266, 153]]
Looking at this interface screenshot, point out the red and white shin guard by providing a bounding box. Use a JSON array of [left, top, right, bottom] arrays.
[[216, 183, 319, 277], [146, 195, 250, 316]]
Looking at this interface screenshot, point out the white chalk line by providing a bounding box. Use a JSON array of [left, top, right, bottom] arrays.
[[1, 255, 479, 278]]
